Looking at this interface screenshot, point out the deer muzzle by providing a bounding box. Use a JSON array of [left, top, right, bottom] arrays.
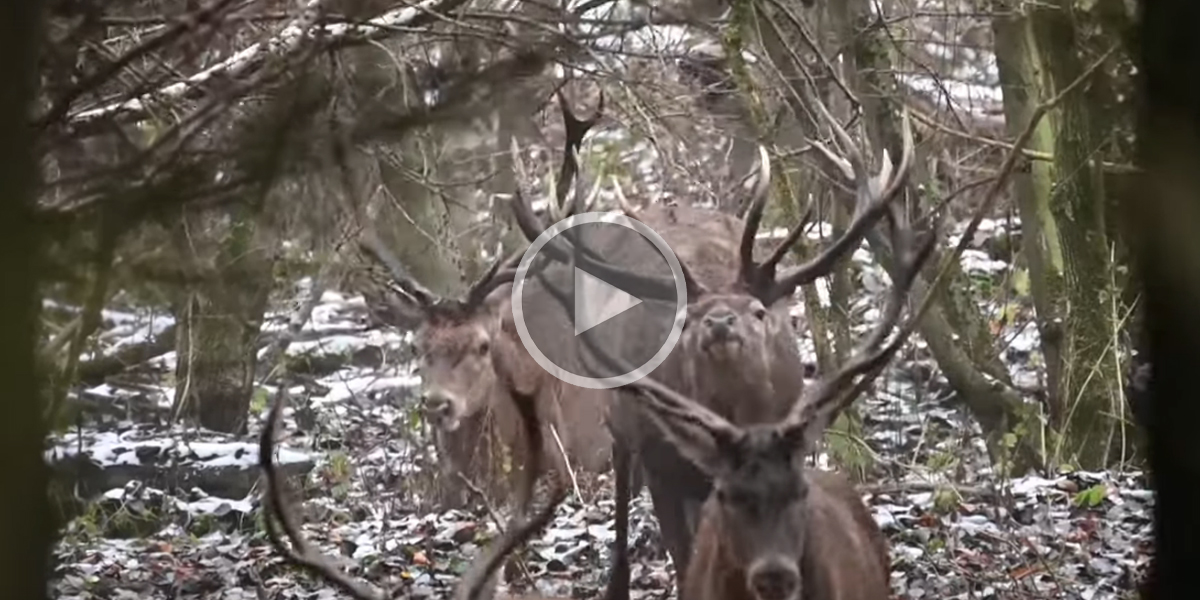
[[422, 389, 463, 432], [701, 311, 743, 354], [747, 558, 800, 600]]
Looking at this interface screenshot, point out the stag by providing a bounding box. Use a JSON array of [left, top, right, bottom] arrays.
[[527, 166, 937, 600], [508, 97, 913, 600], [355, 91, 615, 507]]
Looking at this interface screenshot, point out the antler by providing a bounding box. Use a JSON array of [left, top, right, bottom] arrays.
[[778, 208, 937, 448], [510, 89, 604, 237], [261, 384, 569, 600], [737, 102, 916, 307], [259, 387, 386, 600], [509, 90, 706, 301], [357, 90, 605, 318], [528, 104, 935, 455], [359, 227, 522, 318]]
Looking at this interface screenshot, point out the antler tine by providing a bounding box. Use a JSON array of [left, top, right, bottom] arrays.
[[737, 145, 773, 284], [464, 244, 524, 309], [780, 212, 939, 443], [509, 149, 684, 303], [359, 226, 443, 309], [759, 106, 916, 306], [810, 94, 866, 189], [509, 90, 603, 238], [555, 89, 605, 219], [612, 176, 641, 217], [510, 138, 551, 240], [759, 203, 815, 274], [260, 387, 385, 600]]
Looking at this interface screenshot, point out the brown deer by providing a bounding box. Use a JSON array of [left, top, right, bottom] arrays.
[[525, 164, 937, 600], [508, 98, 914, 600], [355, 91, 616, 508], [260, 99, 924, 600], [258, 196, 930, 600]]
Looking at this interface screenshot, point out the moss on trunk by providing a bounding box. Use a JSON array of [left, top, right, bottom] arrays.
[[173, 205, 276, 434], [994, 0, 1126, 468]]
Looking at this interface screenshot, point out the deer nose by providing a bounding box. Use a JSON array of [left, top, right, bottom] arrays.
[[748, 560, 800, 600], [703, 311, 738, 339], [422, 391, 457, 428]]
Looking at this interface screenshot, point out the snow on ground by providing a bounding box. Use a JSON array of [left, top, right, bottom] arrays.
[[47, 217, 1149, 600]]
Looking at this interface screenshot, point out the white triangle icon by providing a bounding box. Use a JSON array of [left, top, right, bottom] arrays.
[[574, 267, 643, 336]]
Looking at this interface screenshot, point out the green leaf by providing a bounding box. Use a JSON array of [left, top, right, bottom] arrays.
[[250, 387, 271, 414], [1013, 268, 1031, 297], [1073, 484, 1107, 508]]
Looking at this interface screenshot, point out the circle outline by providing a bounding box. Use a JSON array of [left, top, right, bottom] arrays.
[[511, 212, 687, 390]]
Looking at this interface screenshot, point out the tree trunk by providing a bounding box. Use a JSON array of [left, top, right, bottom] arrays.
[[818, 0, 1043, 472], [172, 204, 276, 434], [993, 0, 1125, 469], [1132, 0, 1200, 591], [0, 0, 52, 597]]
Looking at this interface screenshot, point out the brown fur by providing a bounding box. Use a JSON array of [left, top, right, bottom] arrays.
[[684, 469, 890, 600], [526, 110, 918, 600], [596, 202, 810, 600], [415, 285, 614, 504]]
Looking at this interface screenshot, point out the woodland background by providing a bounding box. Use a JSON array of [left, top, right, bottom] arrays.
[[0, 0, 1154, 597]]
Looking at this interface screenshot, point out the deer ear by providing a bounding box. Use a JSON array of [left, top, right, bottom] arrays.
[[780, 404, 836, 460], [638, 398, 742, 477]]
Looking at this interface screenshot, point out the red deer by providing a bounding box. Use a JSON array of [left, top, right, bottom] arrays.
[[256, 161, 933, 600], [508, 98, 913, 600], [525, 159, 936, 600], [355, 92, 616, 508]]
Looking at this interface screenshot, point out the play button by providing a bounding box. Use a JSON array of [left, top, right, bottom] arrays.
[[574, 267, 643, 335], [511, 212, 688, 390]]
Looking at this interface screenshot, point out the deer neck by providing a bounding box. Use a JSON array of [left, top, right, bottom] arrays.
[[684, 353, 776, 424]]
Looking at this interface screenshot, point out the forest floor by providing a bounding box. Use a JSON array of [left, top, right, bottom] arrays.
[[46, 217, 1151, 600]]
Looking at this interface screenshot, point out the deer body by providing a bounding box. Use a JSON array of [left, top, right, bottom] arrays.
[[352, 92, 615, 510], [513, 105, 921, 600], [377, 277, 615, 506], [260, 91, 930, 600], [578, 198, 809, 599]]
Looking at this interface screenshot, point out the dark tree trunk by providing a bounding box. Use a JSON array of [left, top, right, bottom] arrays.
[[1129, 0, 1200, 594], [0, 0, 51, 597]]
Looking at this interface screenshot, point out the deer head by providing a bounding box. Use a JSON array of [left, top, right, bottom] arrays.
[[359, 232, 520, 431], [358, 90, 604, 432]]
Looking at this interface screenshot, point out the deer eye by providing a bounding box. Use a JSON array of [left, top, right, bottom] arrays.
[[476, 340, 490, 355], [752, 306, 767, 320]]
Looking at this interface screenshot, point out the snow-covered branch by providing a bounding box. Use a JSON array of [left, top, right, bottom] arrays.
[[66, 0, 467, 127]]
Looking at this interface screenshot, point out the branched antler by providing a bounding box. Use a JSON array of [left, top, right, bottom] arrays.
[[528, 92, 936, 456], [357, 89, 602, 321], [455, 389, 569, 600], [737, 106, 915, 306]]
